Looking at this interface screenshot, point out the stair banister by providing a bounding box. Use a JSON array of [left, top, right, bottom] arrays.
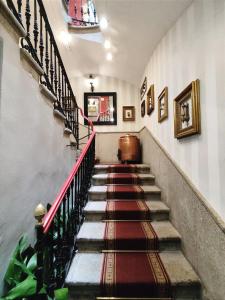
[[34, 107, 96, 296]]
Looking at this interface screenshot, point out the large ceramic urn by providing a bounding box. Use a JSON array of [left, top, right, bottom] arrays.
[[118, 134, 141, 162]]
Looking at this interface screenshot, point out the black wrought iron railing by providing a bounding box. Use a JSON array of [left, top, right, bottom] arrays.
[[5, 0, 79, 143], [34, 114, 96, 297]]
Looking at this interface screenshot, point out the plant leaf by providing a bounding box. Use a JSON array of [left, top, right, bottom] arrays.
[[54, 288, 68, 300], [3, 275, 36, 300], [4, 235, 28, 286], [26, 253, 37, 272]]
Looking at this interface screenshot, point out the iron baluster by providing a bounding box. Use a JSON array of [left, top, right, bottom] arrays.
[[25, 0, 31, 38], [45, 26, 49, 80], [50, 39, 54, 89], [33, 0, 39, 53], [54, 51, 58, 97], [39, 14, 44, 66], [17, 0, 22, 23]]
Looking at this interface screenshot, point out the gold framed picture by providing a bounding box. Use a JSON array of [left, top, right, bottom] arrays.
[[141, 100, 145, 117], [158, 87, 168, 122], [174, 79, 201, 139], [123, 106, 135, 121], [146, 85, 154, 115]]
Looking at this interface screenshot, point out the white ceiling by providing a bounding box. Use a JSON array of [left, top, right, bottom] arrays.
[[45, 0, 192, 85]]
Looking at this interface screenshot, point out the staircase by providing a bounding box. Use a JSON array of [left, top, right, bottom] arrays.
[[66, 164, 201, 300]]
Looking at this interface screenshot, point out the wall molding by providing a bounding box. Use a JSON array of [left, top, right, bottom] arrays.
[[140, 126, 225, 233]]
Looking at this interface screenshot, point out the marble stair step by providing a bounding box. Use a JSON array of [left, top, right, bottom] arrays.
[[94, 164, 150, 174], [84, 200, 170, 221], [89, 185, 161, 201], [77, 221, 181, 251], [92, 173, 155, 186], [66, 251, 201, 300]]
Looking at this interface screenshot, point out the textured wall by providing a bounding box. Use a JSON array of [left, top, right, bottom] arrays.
[[95, 132, 139, 163], [0, 13, 75, 294], [71, 75, 140, 133], [140, 0, 225, 221], [140, 127, 225, 300]]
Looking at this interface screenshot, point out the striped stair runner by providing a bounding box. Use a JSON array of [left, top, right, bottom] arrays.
[[100, 164, 172, 299]]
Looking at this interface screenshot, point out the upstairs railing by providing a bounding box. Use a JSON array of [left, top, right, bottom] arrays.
[[67, 0, 99, 28], [34, 109, 95, 297], [5, 0, 79, 143]]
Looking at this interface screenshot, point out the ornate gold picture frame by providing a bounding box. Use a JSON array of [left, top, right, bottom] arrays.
[[146, 85, 154, 115], [158, 87, 168, 122], [123, 106, 135, 121], [174, 79, 201, 139]]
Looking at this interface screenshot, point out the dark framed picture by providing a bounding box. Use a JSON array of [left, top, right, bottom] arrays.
[[140, 77, 147, 100], [158, 87, 168, 122], [174, 79, 200, 139], [141, 100, 145, 117], [84, 92, 117, 125], [146, 84, 154, 115], [123, 106, 135, 121]]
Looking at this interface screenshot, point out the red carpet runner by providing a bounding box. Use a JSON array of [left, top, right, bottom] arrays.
[[104, 221, 158, 250], [108, 164, 137, 173], [107, 185, 144, 199], [107, 173, 141, 185], [105, 200, 150, 220], [101, 252, 172, 298], [101, 163, 172, 298]]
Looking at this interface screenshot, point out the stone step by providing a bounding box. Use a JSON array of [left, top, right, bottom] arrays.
[[92, 173, 155, 186], [66, 251, 201, 300], [84, 200, 170, 221], [89, 185, 161, 201], [94, 164, 150, 174], [77, 221, 181, 252]]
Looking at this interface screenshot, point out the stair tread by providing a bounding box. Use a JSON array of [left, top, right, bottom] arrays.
[[89, 185, 161, 194], [94, 164, 150, 174], [95, 164, 150, 169], [84, 200, 169, 213], [77, 221, 181, 242], [66, 251, 200, 287], [92, 173, 155, 179]]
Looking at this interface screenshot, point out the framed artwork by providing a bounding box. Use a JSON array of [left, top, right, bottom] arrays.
[[141, 100, 145, 117], [123, 106, 135, 121], [158, 87, 168, 122], [174, 79, 201, 139], [146, 84, 154, 115], [84, 92, 117, 125], [140, 77, 147, 100]]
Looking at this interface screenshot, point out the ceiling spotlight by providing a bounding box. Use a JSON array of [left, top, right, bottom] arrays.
[[106, 53, 113, 61], [104, 40, 111, 49], [100, 17, 108, 30], [59, 30, 72, 47]]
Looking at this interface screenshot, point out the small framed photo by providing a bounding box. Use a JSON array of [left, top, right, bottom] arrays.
[[140, 77, 147, 100], [158, 87, 168, 122], [141, 100, 145, 117], [123, 106, 135, 121], [174, 79, 201, 139], [146, 85, 154, 115]]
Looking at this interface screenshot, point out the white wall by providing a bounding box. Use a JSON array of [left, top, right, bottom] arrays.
[[71, 75, 140, 132], [0, 14, 75, 294], [140, 0, 225, 220]]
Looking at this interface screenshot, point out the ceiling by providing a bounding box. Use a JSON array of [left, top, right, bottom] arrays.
[[45, 0, 192, 85]]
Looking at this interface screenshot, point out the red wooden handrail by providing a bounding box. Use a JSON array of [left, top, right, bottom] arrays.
[[43, 130, 95, 233], [43, 107, 95, 233], [42, 106, 110, 233]]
